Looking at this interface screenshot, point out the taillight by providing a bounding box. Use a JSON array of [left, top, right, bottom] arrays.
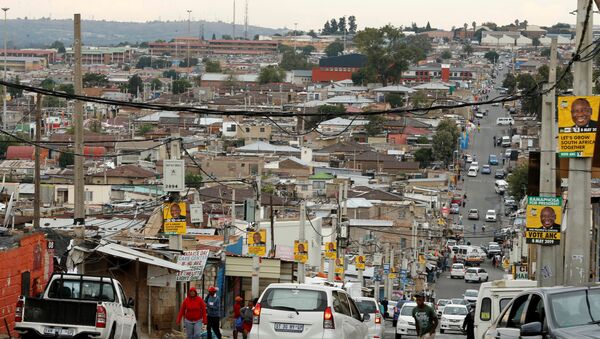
[[15, 299, 23, 322], [323, 306, 335, 329], [96, 305, 107, 328], [375, 314, 382, 324], [253, 303, 261, 324]]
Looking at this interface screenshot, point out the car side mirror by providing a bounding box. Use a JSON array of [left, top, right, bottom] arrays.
[[520, 321, 543, 336], [128, 298, 135, 308], [362, 313, 370, 322]]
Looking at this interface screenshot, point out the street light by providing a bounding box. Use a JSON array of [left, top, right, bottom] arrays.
[[2, 7, 8, 130]]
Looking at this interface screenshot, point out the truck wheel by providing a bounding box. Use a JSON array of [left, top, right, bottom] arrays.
[[108, 325, 116, 339]]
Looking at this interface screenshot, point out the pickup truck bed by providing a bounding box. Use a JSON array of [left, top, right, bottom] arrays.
[[24, 298, 97, 326]]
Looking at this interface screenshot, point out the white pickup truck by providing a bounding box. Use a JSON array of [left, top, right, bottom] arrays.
[[14, 273, 137, 339]]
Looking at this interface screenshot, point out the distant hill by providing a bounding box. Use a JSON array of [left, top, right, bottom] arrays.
[[4, 18, 287, 48]]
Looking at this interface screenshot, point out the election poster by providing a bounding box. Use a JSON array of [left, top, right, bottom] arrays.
[[525, 196, 562, 245], [163, 202, 187, 235], [558, 96, 599, 158], [293, 240, 308, 263], [355, 255, 366, 271], [334, 257, 344, 274], [247, 230, 267, 256], [324, 241, 336, 259]]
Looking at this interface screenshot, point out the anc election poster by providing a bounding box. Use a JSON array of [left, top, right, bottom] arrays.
[[334, 257, 344, 274], [355, 255, 366, 271], [163, 202, 187, 235], [294, 240, 308, 263], [558, 96, 599, 158], [324, 241, 337, 259], [247, 230, 267, 256], [525, 196, 562, 245]]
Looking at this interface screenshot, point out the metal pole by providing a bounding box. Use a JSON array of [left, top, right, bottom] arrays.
[[33, 94, 41, 229], [252, 176, 261, 299], [388, 248, 394, 300], [73, 14, 85, 227], [565, 0, 593, 286], [383, 243, 390, 300], [358, 239, 364, 287], [536, 38, 558, 287], [2, 7, 7, 131], [298, 201, 306, 283]]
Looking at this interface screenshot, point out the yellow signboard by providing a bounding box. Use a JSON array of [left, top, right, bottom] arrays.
[[558, 96, 599, 157], [334, 257, 344, 274], [324, 242, 336, 259], [355, 255, 366, 271], [526, 196, 562, 245], [389, 273, 397, 279], [163, 202, 187, 235], [294, 240, 308, 263], [248, 230, 267, 257]]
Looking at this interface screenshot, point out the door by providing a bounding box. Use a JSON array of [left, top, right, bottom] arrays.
[[348, 297, 368, 339], [486, 294, 530, 339], [117, 283, 136, 339], [332, 291, 356, 339]]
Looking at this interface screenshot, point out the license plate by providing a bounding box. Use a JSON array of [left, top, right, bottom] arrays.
[[274, 323, 304, 333], [44, 328, 74, 336], [408, 329, 417, 335]]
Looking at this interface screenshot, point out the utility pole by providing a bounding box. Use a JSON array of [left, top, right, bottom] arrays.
[[2, 7, 8, 131], [73, 14, 85, 227], [537, 38, 559, 287], [167, 135, 183, 327], [565, 0, 593, 286], [388, 247, 394, 300], [251, 176, 261, 299], [357, 238, 364, 287], [298, 201, 306, 283], [383, 243, 390, 300], [33, 94, 41, 229]]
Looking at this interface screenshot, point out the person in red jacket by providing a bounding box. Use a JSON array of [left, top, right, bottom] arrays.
[[176, 287, 207, 339]]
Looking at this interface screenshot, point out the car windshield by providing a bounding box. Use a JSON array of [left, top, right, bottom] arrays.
[[489, 245, 500, 251], [466, 269, 477, 274], [356, 300, 378, 314], [452, 264, 463, 269], [452, 299, 468, 305], [438, 300, 450, 306], [260, 288, 327, 312], [549, 289, 600, 328], [444, 306, 468, 315], [401, 305, 415, 316], [465, 291, 478, 297]]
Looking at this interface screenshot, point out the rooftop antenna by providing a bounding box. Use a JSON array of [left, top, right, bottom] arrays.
[[244, 0, 249, 40]]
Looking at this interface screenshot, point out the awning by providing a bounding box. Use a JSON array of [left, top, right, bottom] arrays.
[[95, 242, 189, 271]]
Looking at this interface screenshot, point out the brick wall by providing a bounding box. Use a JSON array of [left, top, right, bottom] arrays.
[[0, 233, 52, 336]]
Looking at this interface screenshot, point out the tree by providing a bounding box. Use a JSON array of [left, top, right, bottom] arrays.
[[163, 69, 180, 80], [411, 90, 429, 108], [258, 66, 285, 84], [414, 148, 433, 168], [508, 163, 528, 201], [318, 104, 346, 115], [172, 79, 192, 94], [127, 75, 143, 96], [150, 78, 162, 90], [516, 73, 536, 92], [179, 58, 198, 67], [211, 33, 216, 40], [280, 51, 313, 70], [348, 16, 357, 34], [7, 75, 22, 98], [83, 73, 109, 87], [540, 48, 551, 58], [503, 73, 517, 94], [440, 50, 452, 60], [365, 115, 385, 136], [185, 173, 203, 188], [40, 78, 55, 90], [49, 40, 66, 53], [351, 68, 376, 85], [301, 45, 316, 56], [425, 21, 432, 31], [338, 17, 347, 35], [484, 51, 499, 63], [532, 37, 541, 48], [58, 151, 74, 168], [325, 41, 344, 57], [462, 43, 473, 56], [307, 29, 318, 38], [204, 59, 222, 72], [323, 21, 332, 35], [57, 84, 74, 95], [330, 19, 339, 34], [436, 118, 460, 141], [137, 124, 154, 136], [221, 34, 233, 40], [432, 130, 455, 165], [385, 93, 404, 108], [535, 65, 572, 92]]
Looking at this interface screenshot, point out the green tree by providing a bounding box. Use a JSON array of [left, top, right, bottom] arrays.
[[508, 163, 528, 201], [325, 41, 344, 57], [150, 78, 162, 90], [318, 104, 346, 115], [127, 75, 143, 96], [172, 79, 192, 94], [49, 40, 66, 54], [301, 45, 316, 56], [83, 73, 109, 87], [221, 34, 233, 40], [7, 76, 22, 98], [532, 37, 541, 48], [348, 16, 357, 34], [411, 90, 429, 108], [137, 124, 154, 136], [179, 58, 198, 68], [462, 43, 474, 56], [330, 19, 339, 34], [57, 84, 74, 95], [323, 21, 332, 35], [163, 69, 180, 80], [436, 118, 460, 141], [185, 173, 203, 188], [351, 68, 376, 85], [440, 50, 452, 60], [258, 66, 285, 84], [58, 151, 74, 168], [365, 115, 385, 136], [307, 30, 318, 38], [502, 73, 517, 94], [204, 59, 222, 72], [413, 148, 433, 168], [136, 56, 152, 68], [432, 130, 455, 165], [540, 48, 551, 58], [484, 51, 499, 63], [385, 93, 404, 108], [280, 51, 313, 70], [40, 78, 55, 90], [338, 17, 347, 34]]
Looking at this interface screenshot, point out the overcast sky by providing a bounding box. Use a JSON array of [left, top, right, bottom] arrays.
[[0, 0, 586, 31]]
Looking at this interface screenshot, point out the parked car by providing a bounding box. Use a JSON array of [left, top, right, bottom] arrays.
[[355, 297, 385, 339], [450, 263, 466, 279], [481, 165, 492, 174], [439, 304, 469, 334], [464, 289, 479, 305], [483, 286, 600, 339], [436, 299, 452, 318], [485, 210, 497, 222], [395, 302, 433, 338], [14, 273, 137, 339], [465, 267, 489, 283], [468, 209, 480, 220], [494, 168, 506, 179], [250, 283, 368, 339]]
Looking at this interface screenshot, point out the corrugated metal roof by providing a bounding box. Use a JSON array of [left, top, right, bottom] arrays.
[[95, 242, 189, 271]]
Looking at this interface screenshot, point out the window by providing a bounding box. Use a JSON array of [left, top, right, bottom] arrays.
[[47, 279, 116, 302], [480, 297, 492, 321], [85, 191, 93, 202], [348, 297, 363, 321], [524, 294, 545, 325], [549, 289, 600, 328], [356, 300, 378, 314], [332, 291, 351, 316], [117, 283, 128, 306], [245, 127, 250, 133], [499, 298, 511, 313], [260, 127, 265, 133], [261, 288, 327, 312], [500, 295, 529, 328]]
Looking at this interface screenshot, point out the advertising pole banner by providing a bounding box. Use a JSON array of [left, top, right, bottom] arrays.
[[557, 96, 599, 158], [293, 240, 308, 263], [163, 202, 187, 235], [334, 257, 345, 274], [525, 196, 562, 245], [355, 255, 366, 270], [247, 230, 267, 257], [324, 242, 337, 259]]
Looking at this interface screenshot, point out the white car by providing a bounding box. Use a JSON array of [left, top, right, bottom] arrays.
[[463, 289, 479, 304], [485, 210, 497, 222], [470, 161, 479, 171], [464, 267, 489, 283], [250, 283, 368, 339], [439, 305, 469, 334], [435, 299, 451, 318], [467, 167, 478, 177], [465, 154, 473, 163], [396, 302, 433, 338], [355, 297, 384, 339], [450, 263, 466, 279]]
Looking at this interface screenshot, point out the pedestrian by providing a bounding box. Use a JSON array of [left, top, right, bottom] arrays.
[[473, 224, 476, 234], [176, 287, 208, 339], [459, 215, 463, 225], [240, 300, 254, 339], [462, 307, 475, 339], [492, 255, 497, 268], [493, 136, 496, 146], [382, 298, 389, 318], [463, 193, 467, 200], [232, 296, 243, 339], [205, 286, 222, 339], [502, 158, 505, 165], [412, 292, 438, 339]]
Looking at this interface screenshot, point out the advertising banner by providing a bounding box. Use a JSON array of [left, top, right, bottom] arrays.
[[293, 240, 308, 263], [334, 257, 344, 274], [163, 202, 187, 235], [558, 96, 599, 158], [525, 196, 562, 245], [355, 255, 366, 271], [176, 250, 210, 282], [247, 230, 267, 257], [324, 242, 336, 259]]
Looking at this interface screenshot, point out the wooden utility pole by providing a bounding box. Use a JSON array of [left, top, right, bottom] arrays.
[[73, 14, 85, 227], [33, 94, 41, 228]]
